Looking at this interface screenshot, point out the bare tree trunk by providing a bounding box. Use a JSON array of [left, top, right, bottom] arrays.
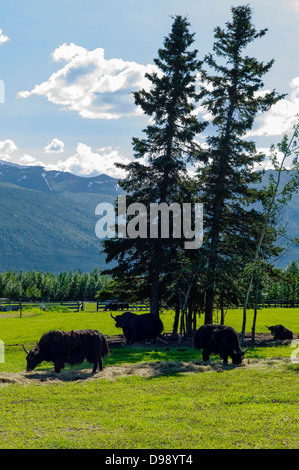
[[186, 307, 193, 337], [251, 281, 259, 346], [150, 271, 160, 316], [192, 307, 197, 334], [172, 301, 180, 337], [178, 291, 186, 343], [220, 292, 225, 325], [177, 283, 193, 343], [241, 277, 253, 346], [205, 286, 214, 325]]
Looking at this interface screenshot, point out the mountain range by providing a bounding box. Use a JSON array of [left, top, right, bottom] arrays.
[[0, 160, 121, 273], [0, 160, 298, 273]]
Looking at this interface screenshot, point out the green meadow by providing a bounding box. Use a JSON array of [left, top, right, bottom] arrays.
[[0, 305, 298, 449]]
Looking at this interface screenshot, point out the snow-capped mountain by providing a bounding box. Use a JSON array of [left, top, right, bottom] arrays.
[[0, 160, 120, 195]]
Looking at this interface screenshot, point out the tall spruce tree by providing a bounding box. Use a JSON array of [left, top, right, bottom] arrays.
[[102, 15, 206, 315], [197, 5, 285, 323]]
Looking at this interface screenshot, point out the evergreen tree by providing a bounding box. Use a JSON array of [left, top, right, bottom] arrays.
[[196, 5, 285, 323], [102, 15, 206, 314]]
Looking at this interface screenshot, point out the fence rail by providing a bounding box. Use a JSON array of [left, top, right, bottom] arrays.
[[258, 301, 299, 308], [0, 301, 82, 314], [1, 299, 298, 317], [0, 301, 150, 316], [230, 301, 299, 309]]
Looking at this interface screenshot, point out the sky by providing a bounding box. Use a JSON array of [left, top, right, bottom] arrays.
[[0, 0, 299, 178]]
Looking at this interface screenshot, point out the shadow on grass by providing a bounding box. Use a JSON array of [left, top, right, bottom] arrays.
[[19, 356, 244, 384], [3, 343, 287, 384]]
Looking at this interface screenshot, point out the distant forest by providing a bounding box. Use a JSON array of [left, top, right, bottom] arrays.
[[1, 261, 299, 306], [0, 267, 110, 302]]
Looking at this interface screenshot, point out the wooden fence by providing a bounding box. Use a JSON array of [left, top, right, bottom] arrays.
[[0, 301, 150, 316], [258, 300, 299, 308], [0, 301, 82, 315], [1, 298, 299, 318]]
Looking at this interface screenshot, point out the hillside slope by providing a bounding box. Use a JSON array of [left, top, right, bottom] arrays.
[[0, 161, 121, 272], [0, 161, 298, 273]]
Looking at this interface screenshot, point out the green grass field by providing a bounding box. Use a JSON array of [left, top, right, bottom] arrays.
[[0, 305, 298, 449]]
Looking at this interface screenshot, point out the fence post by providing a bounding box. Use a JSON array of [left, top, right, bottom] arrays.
[[19, 303, 22, 319]]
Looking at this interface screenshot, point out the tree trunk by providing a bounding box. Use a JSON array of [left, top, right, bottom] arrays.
[[186, 307, 193, 337], [150, 271, 160, 316], [251, 281, 259, 346], [192, 307, 197, 334], [241, 277, 253, 346], [220, 293, 225, 325], [172, 301, 180, 337], [205, 287, 214, 324]]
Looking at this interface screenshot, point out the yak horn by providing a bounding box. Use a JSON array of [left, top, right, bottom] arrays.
[[110, 312, 116, 320], [22, 345, 29, 354]]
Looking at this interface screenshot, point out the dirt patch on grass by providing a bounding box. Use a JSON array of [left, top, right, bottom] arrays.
[[0, 357, 293, 385], [1, 332, 296, 385], [106, 332, 297, 349]]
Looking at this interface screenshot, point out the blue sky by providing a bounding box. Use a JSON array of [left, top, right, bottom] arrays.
[[0, 0, 299, 177]]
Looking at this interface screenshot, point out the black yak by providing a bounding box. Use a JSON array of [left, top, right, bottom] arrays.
[[193, 324, 246, 365], [105, 302, 129, 311], [266, 324, 293, 340], [23, 329, 109, 374], [111, 311, 164, 344]]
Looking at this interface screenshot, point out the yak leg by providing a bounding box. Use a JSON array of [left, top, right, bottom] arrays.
[[202, 349, 210, 362], [92, 361, 98, 374], [98, 356, 103, 371], [219, 348, 228, 364], [54, 360, 64, 373], [223, 354, 229, 364]]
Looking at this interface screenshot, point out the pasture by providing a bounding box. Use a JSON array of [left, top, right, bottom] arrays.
[[0, 305, 298, 449]]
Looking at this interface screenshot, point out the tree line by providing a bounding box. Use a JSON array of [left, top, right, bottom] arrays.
[[262, 260, 299, 306], [1, 259, 298, 307], [0, 267, 110, 302]]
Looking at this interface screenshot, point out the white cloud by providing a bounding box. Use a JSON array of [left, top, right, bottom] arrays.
[[43, 143, 132, 178], [0, 137, 134, 178], [247, 77, 299, 137], [0, 28, 9, 46], [0, 139, 17, 154], [0, 139, 25, 166], [44, 138, 65, 154], [285, 0, 299, 14], [0, 139, 46, 168], [17, 43, 158, 120], [18, 154, 46, 167], [51, 43, 86, 62]]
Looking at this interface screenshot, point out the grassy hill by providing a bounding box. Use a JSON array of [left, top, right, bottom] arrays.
[[0, 181, 116, 273]]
